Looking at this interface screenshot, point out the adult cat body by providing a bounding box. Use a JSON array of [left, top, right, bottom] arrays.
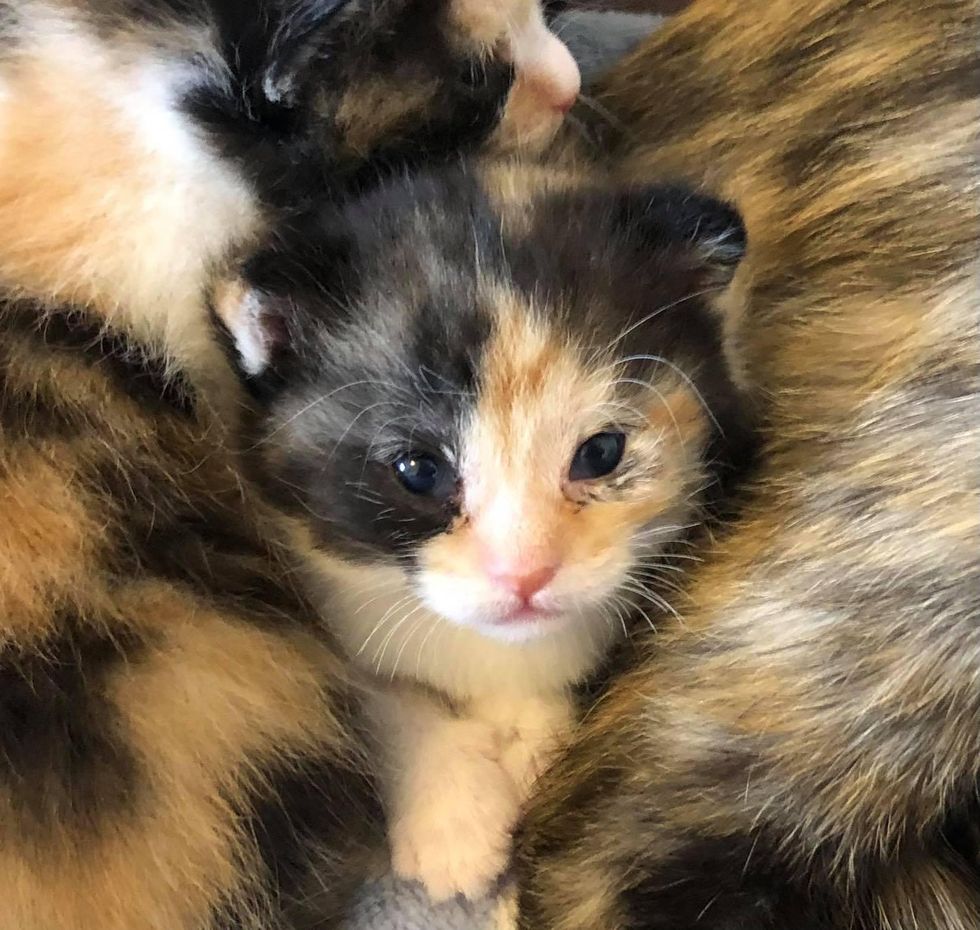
[[516, 1, 980, 928]]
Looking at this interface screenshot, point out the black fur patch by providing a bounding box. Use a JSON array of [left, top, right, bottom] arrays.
[[178, 0, 514, 208], [0, 615, 143, 834], [622, 833, 837, 930], [236, 172, 501, 562], [1, 302, 196, 419], [0, 367, 81, 440], [232, 751, 382, 927], [89, 454, 319, 631]]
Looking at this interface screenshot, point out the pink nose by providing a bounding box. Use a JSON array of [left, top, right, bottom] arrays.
[[487, 563, 558, 603], [521, 32, 581, 114]]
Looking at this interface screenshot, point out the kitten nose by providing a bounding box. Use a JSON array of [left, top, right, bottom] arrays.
[[507, 10, 581, 115], [522, 32, 581, 113], [487, 562, 558, 602]]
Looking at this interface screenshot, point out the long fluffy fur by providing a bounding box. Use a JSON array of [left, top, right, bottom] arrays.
[[515, 1, 980, 927], [0, 299, 384, 929]]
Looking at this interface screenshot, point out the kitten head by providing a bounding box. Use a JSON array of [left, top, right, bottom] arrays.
[[196, 0, 578, 196], [215, 165, 748, 645]]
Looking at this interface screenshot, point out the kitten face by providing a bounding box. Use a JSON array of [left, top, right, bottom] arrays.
[[217, 167, 747, 643], [412, 292, 714, 642], [185, 0, 578, 201], [317, 0, 580, 159]]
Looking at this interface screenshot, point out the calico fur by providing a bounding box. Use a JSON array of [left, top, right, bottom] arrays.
[[0, 298, 385, 930], [0, 0, 576, 391], [0, 2, 579, 925], [213, 161, 753, 901], [515, 1, 980, 928]]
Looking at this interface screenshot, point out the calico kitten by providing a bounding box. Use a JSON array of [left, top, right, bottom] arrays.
[[0, 0, 578, 394], [213, 161, 752, 901], [514, 1, 980, 928]]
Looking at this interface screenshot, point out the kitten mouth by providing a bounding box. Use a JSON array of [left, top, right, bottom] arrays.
[[495, 605, 561, 625]]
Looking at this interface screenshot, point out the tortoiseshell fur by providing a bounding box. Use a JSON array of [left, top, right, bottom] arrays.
[[516, 1, 980, 928], [0, 298, 385, 929], [0, 1, 577, 926]]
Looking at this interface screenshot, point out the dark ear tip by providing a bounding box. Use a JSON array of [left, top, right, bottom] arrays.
[[689, 193, 747, 266], [617, 184, 748, 270]]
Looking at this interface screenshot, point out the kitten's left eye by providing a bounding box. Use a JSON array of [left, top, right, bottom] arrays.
[[569, 432, 626, 481], [393, 452, 455, 498]]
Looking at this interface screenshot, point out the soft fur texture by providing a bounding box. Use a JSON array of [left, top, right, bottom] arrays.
[[0, 0, 577, 390], [0, 298, 384, 929], [0, 2, 582, 927], [515, 1, 980, 928], [214, 161, 752, 903]]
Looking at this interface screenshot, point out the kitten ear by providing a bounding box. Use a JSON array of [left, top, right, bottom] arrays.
[[616, 185, 747, 283], [214, 212, 356, 379], [260, 0, 352, 104], [212, 279, 285, 377]]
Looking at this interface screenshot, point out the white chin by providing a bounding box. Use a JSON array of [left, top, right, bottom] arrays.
[[471, 613, 574, 644]]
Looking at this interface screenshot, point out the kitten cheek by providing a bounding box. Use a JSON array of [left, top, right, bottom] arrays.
[[560, 550, 633, 606], [415, 570, 502, 627]]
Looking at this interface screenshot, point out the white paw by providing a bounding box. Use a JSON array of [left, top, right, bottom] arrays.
[[478, 695, 576, 796], [499, 730, 558, 796], [389, 720, 521, 902], [492, 884, 520, 930]]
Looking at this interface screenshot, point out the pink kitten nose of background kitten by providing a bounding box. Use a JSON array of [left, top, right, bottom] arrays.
[[522, 30, 580, 113]]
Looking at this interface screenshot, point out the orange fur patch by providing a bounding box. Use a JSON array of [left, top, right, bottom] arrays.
[[0, 456, 101, 640], [0, 30, 258, 373], [0, 583, 351, 930], [421, 288, 710, 602]]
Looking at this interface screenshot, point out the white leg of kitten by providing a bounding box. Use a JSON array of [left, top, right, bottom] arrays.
[[370, 687, 522, 902], [492, 884, 520, 930], [469, 692, 576, 797]]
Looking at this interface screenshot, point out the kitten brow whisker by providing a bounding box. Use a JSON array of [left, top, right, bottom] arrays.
[[254, 380, 409, 447], [596, 286, 726, 361], [331, 400, 400, 457], [614, 354, 724, 435], [609, 377, 685, 443]]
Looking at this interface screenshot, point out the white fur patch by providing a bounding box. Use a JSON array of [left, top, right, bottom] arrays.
[[214, 283, 273, 376], [309, 553, 616, 702], [0, 12, 260, 386]]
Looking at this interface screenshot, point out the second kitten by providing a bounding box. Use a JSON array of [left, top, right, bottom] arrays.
[[215, 162, 751, 901]]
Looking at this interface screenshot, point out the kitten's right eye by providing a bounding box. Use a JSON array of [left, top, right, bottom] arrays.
[[569, 432, 626, 481], [393, 452, 455, 498]]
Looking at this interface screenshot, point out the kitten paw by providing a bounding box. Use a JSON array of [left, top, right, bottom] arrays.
[[492, 884, 520, 930], [499, 731, 558, 795], [389, 721, 521, 902], [476, 695, 575, 796]]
